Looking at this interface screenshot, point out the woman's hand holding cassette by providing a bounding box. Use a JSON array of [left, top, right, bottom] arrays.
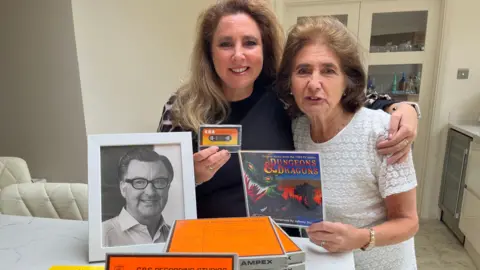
[[193, 146, 231, 184]]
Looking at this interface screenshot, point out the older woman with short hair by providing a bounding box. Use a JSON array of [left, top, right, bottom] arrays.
[[276, 16, 419, 269]]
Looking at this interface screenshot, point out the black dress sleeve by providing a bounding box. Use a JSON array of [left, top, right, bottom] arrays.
[[364, 92, 396, 111]]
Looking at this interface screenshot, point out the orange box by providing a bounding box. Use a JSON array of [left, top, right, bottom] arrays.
[[164, 216, 288, 269], [273, 223, 306, 265]]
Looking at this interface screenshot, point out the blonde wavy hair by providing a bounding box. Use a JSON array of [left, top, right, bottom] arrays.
[[170, 0, 284, 132]]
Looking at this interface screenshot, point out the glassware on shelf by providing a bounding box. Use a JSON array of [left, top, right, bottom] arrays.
[[406, 75, 416, 94], [398, 72, 407, 91], [368, 64, 422, 97], [369, 11, 428, 53], [367, 76, 377, 95], [414, 71, 422, 92], [384, 42, 398, 52], [398, 41, 413, 52], [370, 41, 422, 53], [391, 71, 420, 95], [391, 73, 398, 93]]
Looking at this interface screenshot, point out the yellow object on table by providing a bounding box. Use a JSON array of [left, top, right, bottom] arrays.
[[50, 266, 104, 270]]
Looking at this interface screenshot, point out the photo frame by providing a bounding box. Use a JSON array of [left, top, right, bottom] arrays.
[[87, 132, 197, 263]]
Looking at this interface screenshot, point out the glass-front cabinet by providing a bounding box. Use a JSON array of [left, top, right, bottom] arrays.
[[365, 9, 428, 102], [275, 0, 440, 104], [357, 0, 440, 107], [368, 11, 427, 54], [356, 0, 441, 203]]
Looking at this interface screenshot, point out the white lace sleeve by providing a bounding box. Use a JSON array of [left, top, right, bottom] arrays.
[[378, 150, 418, 198]]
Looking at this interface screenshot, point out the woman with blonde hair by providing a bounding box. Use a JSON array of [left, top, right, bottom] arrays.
[[157, 0, 420, 230], [276, 16, 418, 269]]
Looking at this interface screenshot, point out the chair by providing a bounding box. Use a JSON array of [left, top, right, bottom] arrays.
[[0, 182, 88, 220], [0, 157, 34, 192], [0, 157, 88, 220]]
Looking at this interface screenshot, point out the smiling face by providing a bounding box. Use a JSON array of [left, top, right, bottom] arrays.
[[120, 160, 171, 223], [211, 13, 263, 97], [290, 42, 347, 118]]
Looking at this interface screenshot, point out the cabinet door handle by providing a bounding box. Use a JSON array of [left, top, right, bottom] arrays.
[[454, 148, 468, 218]]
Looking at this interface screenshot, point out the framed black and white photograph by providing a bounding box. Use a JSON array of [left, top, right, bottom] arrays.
[[87, 132, 197, 262]]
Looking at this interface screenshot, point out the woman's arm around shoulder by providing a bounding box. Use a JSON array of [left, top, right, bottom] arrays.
[[365, 92, 396, 111], [366, 92, 420, 164]]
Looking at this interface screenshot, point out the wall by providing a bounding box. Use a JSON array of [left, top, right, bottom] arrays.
[[420, 0, 480, 219], [71, 0, 217, 135], [0, 0, 88, 183]]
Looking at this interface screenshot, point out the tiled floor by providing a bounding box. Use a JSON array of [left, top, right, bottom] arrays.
[[415, 219, 477, 269]]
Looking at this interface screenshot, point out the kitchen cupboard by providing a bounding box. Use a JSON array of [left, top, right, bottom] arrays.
[[438, 128, 472, 243], [459, 137, 480, 262], [438, 124, 480, 267]]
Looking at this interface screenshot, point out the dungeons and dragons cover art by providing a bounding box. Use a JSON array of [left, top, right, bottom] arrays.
[[238, 151, 324, 228]]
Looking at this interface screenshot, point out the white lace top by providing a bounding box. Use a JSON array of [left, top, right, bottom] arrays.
[[292, 107, 418, 270]]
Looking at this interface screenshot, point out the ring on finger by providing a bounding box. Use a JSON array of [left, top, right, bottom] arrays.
[[207, 165, 214, 171], [403, 139, 409, 146], [319, 240, 326, 247]]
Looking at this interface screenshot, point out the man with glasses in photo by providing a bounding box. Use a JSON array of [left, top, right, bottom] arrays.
[[102, 147, 174, 247]]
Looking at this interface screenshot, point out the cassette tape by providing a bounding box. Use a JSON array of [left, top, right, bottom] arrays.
[[198, 124, 242, 152]]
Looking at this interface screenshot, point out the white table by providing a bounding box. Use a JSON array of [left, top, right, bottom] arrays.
[[0, 214, 355, 270]]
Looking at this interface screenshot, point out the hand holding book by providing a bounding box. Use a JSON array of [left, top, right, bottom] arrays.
[[305, 221, 370, 253]]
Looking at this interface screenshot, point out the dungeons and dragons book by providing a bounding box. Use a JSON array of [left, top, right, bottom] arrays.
[[238, 151, 324, 228]]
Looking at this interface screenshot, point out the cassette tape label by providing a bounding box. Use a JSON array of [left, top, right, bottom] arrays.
[[199, 125, 242, 152]]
